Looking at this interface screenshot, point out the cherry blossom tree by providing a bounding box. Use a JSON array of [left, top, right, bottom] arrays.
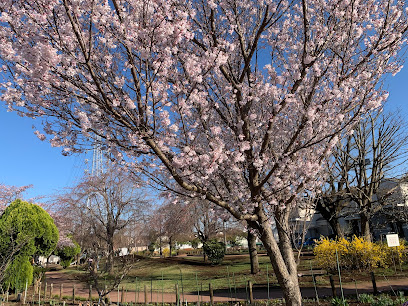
[[0, 184, 32, 211], [1, 0, 407, 304]]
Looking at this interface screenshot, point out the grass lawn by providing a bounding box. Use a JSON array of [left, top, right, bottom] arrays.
[[117, 254, 277, 292], [80, 252, 408, 294]]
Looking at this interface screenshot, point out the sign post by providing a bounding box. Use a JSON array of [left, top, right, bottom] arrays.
[[386, 234, 400, 273]]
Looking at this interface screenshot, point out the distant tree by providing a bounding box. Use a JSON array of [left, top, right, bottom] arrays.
[[192, 201, 222, 245], [147, 207, 165, 257], [317, 110, 408, 240], [57, 166, 146, 272], [191, 201, 223, 261], [161, 201, 195, 256], [0, 200, 59, 290]]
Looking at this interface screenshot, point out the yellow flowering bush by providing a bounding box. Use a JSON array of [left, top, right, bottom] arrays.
[[162, 247, 170, 257], [379, 239, 406, 267], [314, 236, 406, 271]]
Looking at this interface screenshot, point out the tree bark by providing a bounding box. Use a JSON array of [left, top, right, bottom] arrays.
[[247, 229, 260, 274], [328, 218, 344, 238], [249, 211, 302, 306], [105, 226, 115, 273], [106, 237, 114, 273], [259, 225, 302, 305], [360, 212, 372, 241]]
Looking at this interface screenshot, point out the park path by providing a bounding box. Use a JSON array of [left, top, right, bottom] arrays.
[[41, 270, 408, 303]]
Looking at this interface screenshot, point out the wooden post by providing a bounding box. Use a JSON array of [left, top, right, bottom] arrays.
[[44, 282, 48, 300], [329, 275, 336, 297], [89, 284, 92, 302], [50, 283, 53, 299], [60, 284, 63, 302], [175, 284, 179, 306], [209, 283, 214, 306], [144, 285, 148, 305], [121, 286, 125, 304], [370, 272, 378, 295], [73, 285, 76, 305], [248, 281, 254, 305]]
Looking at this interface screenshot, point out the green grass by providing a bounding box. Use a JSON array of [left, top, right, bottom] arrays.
[[57, 252, 408, 295], [119, 254, 278, 292]]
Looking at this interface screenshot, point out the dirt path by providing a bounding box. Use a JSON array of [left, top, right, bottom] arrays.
[[39, 271, 408, 303]]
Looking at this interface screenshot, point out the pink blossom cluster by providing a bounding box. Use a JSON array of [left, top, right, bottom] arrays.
[[0, 183, 33, 210], [0, 0, 406, 221]]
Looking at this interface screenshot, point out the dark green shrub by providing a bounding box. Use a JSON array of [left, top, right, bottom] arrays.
[[203, 239, 225, 265], [55, 238, 81, 269]]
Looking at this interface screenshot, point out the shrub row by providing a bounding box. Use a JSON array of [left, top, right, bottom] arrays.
[[314, 236, 406, 271]]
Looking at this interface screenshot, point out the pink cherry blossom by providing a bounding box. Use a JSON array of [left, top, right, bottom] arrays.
[[0, 0, 406, 304]]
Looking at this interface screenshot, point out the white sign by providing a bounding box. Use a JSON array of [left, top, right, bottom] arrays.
[[386, 234, 400, 247]]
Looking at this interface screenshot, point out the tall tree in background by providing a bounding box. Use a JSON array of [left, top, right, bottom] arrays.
[[191, 201, 222, 247], [57, 167, 146, 272], [1, 0, 407, 303], [161, 201, 195, 256], [317, 110, 408, 240], [149, 201, 195, 256]]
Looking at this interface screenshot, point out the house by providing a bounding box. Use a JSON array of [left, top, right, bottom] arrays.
[[290, 178, 408, 242]]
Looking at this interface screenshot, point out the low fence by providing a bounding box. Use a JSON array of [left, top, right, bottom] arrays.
[[1, 270, 407, 305]]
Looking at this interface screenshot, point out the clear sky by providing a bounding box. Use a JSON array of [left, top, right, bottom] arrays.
[[0, 66, 407, 202], [0, 111, 90, 201]]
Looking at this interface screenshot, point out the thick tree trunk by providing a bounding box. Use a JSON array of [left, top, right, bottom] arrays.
[[106, 239, 114, 273], [247, 229, 260, 274], [250, 212, 302, 306], [360, 213, 372, 241], [329, 218, 344, 238]]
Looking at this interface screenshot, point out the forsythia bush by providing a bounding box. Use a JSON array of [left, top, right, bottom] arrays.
[[314, 236, 406, 271], [162, 248, 170, 257], [381, 241, 406, 266]]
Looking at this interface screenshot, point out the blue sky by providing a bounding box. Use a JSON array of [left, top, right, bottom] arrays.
[[0, 67, 407, 201], [0, 112, 90, 201]]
